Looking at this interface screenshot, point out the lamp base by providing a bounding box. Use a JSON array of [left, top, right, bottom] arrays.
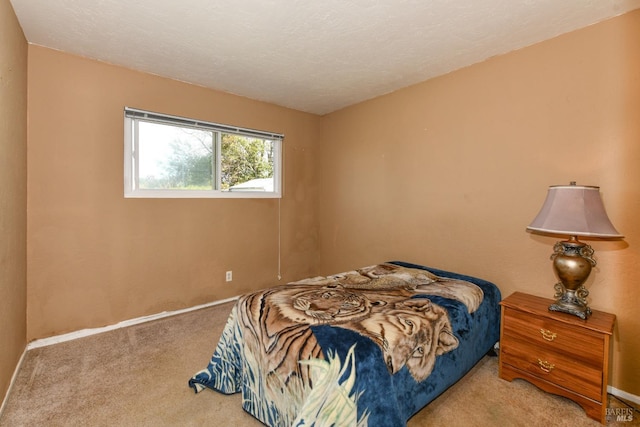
[[548, 282, 592, 319]]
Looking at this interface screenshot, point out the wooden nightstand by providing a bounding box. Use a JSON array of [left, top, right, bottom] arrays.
[[499, 292, 615, 424]]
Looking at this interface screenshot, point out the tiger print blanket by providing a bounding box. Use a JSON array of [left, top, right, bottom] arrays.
[[189, 262, 502, 427]]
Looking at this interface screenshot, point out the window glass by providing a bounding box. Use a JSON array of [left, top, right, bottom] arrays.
[[124, 108, 282, 198], [138, 121, 214, 190]]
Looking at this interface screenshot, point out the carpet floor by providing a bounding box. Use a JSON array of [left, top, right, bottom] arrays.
[[1, 301, 637, 426]]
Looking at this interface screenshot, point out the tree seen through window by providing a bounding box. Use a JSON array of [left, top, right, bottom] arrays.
[[137, 122, 274, 191]]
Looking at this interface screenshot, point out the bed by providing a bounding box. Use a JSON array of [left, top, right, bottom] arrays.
[[189, 261, 501, 426]]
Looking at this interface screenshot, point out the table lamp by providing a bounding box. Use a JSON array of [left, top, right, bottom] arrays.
[[526, 182, 623, 319]]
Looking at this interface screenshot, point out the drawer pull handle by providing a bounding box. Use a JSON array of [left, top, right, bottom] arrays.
[[540, 329, 557, 342], [537, 359, 555, 373]]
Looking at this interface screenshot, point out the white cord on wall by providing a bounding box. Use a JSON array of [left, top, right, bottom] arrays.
[[278, 197, 282, 280], [277, 140, 284, 281]]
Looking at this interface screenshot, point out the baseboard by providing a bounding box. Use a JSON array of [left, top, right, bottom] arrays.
[[0, 347, 28, 419], [26, 296, 239, 350], [608, 386, 640, 406]]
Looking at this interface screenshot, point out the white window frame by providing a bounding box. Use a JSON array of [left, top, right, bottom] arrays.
[[124, 107, 283, 198]]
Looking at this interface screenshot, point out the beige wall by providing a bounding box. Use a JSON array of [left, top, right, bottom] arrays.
[[0, 0, 28, 404], [26, 46, 321, 341], [318, 10, 640, 396]]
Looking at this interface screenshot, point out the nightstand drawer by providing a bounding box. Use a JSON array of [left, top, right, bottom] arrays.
[[501, 343, 603, 401], [502, 307, 604, 366]]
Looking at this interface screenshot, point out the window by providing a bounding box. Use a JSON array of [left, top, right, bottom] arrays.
[[124, 108, 283, 198]]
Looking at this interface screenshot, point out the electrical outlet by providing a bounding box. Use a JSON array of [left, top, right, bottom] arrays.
[[225, 271, 233, 282]]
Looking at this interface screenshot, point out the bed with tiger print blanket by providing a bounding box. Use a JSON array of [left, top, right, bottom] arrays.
[[189, 261, 501, 426]]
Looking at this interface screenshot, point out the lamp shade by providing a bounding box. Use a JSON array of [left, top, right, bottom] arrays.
[[527, 184, 623, 238]]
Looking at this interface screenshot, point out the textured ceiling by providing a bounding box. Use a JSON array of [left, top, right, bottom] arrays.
[[9, 0, 640, 115]]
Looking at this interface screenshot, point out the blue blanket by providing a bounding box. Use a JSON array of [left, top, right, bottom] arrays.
[[189, 261, 501, 426]]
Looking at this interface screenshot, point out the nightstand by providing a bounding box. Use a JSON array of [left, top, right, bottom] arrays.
[[499, 292, 615, 424]]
